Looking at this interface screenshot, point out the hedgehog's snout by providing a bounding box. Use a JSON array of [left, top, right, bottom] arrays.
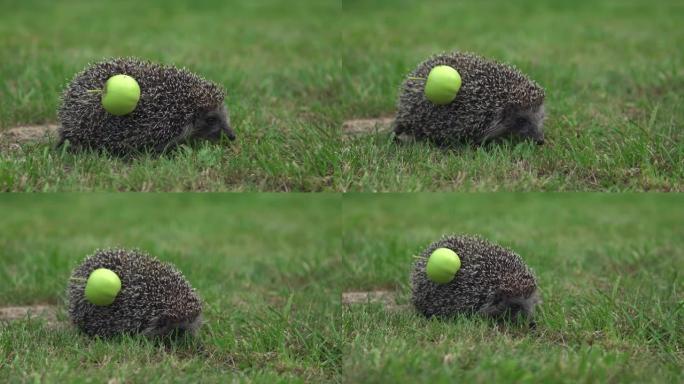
[[197, 107, 235, 142], [214, 104, 235, 141], [511, 114, 544, 145], [154, 307, 202, 335], [479, 287, 539, 319], [221, 111, 236, 141], [213, 119, 235, 142], [530, 104, 546, 145], [223, 123, 236, 141]]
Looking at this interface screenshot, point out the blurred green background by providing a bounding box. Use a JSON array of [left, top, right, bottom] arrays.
[[1, 193, 682, 382]]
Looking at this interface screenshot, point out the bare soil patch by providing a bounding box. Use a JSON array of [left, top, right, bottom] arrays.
[[341, 290, 409, 312], [341, 117, 393, 136], [0, 124, 59, 145], [0, 304, 62, 327]]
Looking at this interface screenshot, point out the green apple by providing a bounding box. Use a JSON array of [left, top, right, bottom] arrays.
[[426, 248, 461, 284], [101, 74, 141, 115], [84, 268, 121, 306], [424, 65, 462, 105]]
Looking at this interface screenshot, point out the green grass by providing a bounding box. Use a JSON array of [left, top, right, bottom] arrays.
[[340, 0, 684, 191], [2, 0, 682, 191], [0, 194, 343, 382], [1, 194, 682, 382], [0, 0, 341, 191], [340, 193, 683, 382]]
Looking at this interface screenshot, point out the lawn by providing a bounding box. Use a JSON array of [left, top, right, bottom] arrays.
[[0, 0, 341, 191], [340, 193, 683, 382], [3, 1, 681, 192], [339, 0, 684, 191], [1, 194, 682, 382], [0, 194, 343, 382]]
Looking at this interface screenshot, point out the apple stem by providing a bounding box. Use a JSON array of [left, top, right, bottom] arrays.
[[407, 76, 426, 81], [86, 89, 103, 94], [69, 277, 87, 283]]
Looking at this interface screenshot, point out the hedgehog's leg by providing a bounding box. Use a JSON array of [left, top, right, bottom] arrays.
[[54, 134, 69, 151], [391, 119, 414, 144], [391, 118, 407, 136]]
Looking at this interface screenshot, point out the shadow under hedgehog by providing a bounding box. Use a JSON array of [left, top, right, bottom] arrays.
[[57, 57, 235, 156]]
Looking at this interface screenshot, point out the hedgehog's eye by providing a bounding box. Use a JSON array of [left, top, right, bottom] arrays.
[[205, 116, 219, 125]]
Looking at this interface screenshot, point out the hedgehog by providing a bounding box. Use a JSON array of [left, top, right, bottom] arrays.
[[57, 57, 235, 155], [411, 235, 540, 320], [393, 52, 546, 146], [67, 248, 202, 338]]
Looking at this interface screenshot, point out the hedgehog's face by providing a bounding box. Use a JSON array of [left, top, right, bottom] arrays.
[[479, 289, 541, 320], [512, 104, 545, 145], [191, 105, 235, 142], [486, 104, 545, 145], [149, 312, 202, 337], [145, 295, 203, 337], [479, 269, 540, 320]]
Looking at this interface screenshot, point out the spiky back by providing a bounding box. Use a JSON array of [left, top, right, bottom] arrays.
[[67, 249, 202, 337], [394, 52, 545, 144], [58, 57, 225, 155], [411, 235, 537, 318]]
